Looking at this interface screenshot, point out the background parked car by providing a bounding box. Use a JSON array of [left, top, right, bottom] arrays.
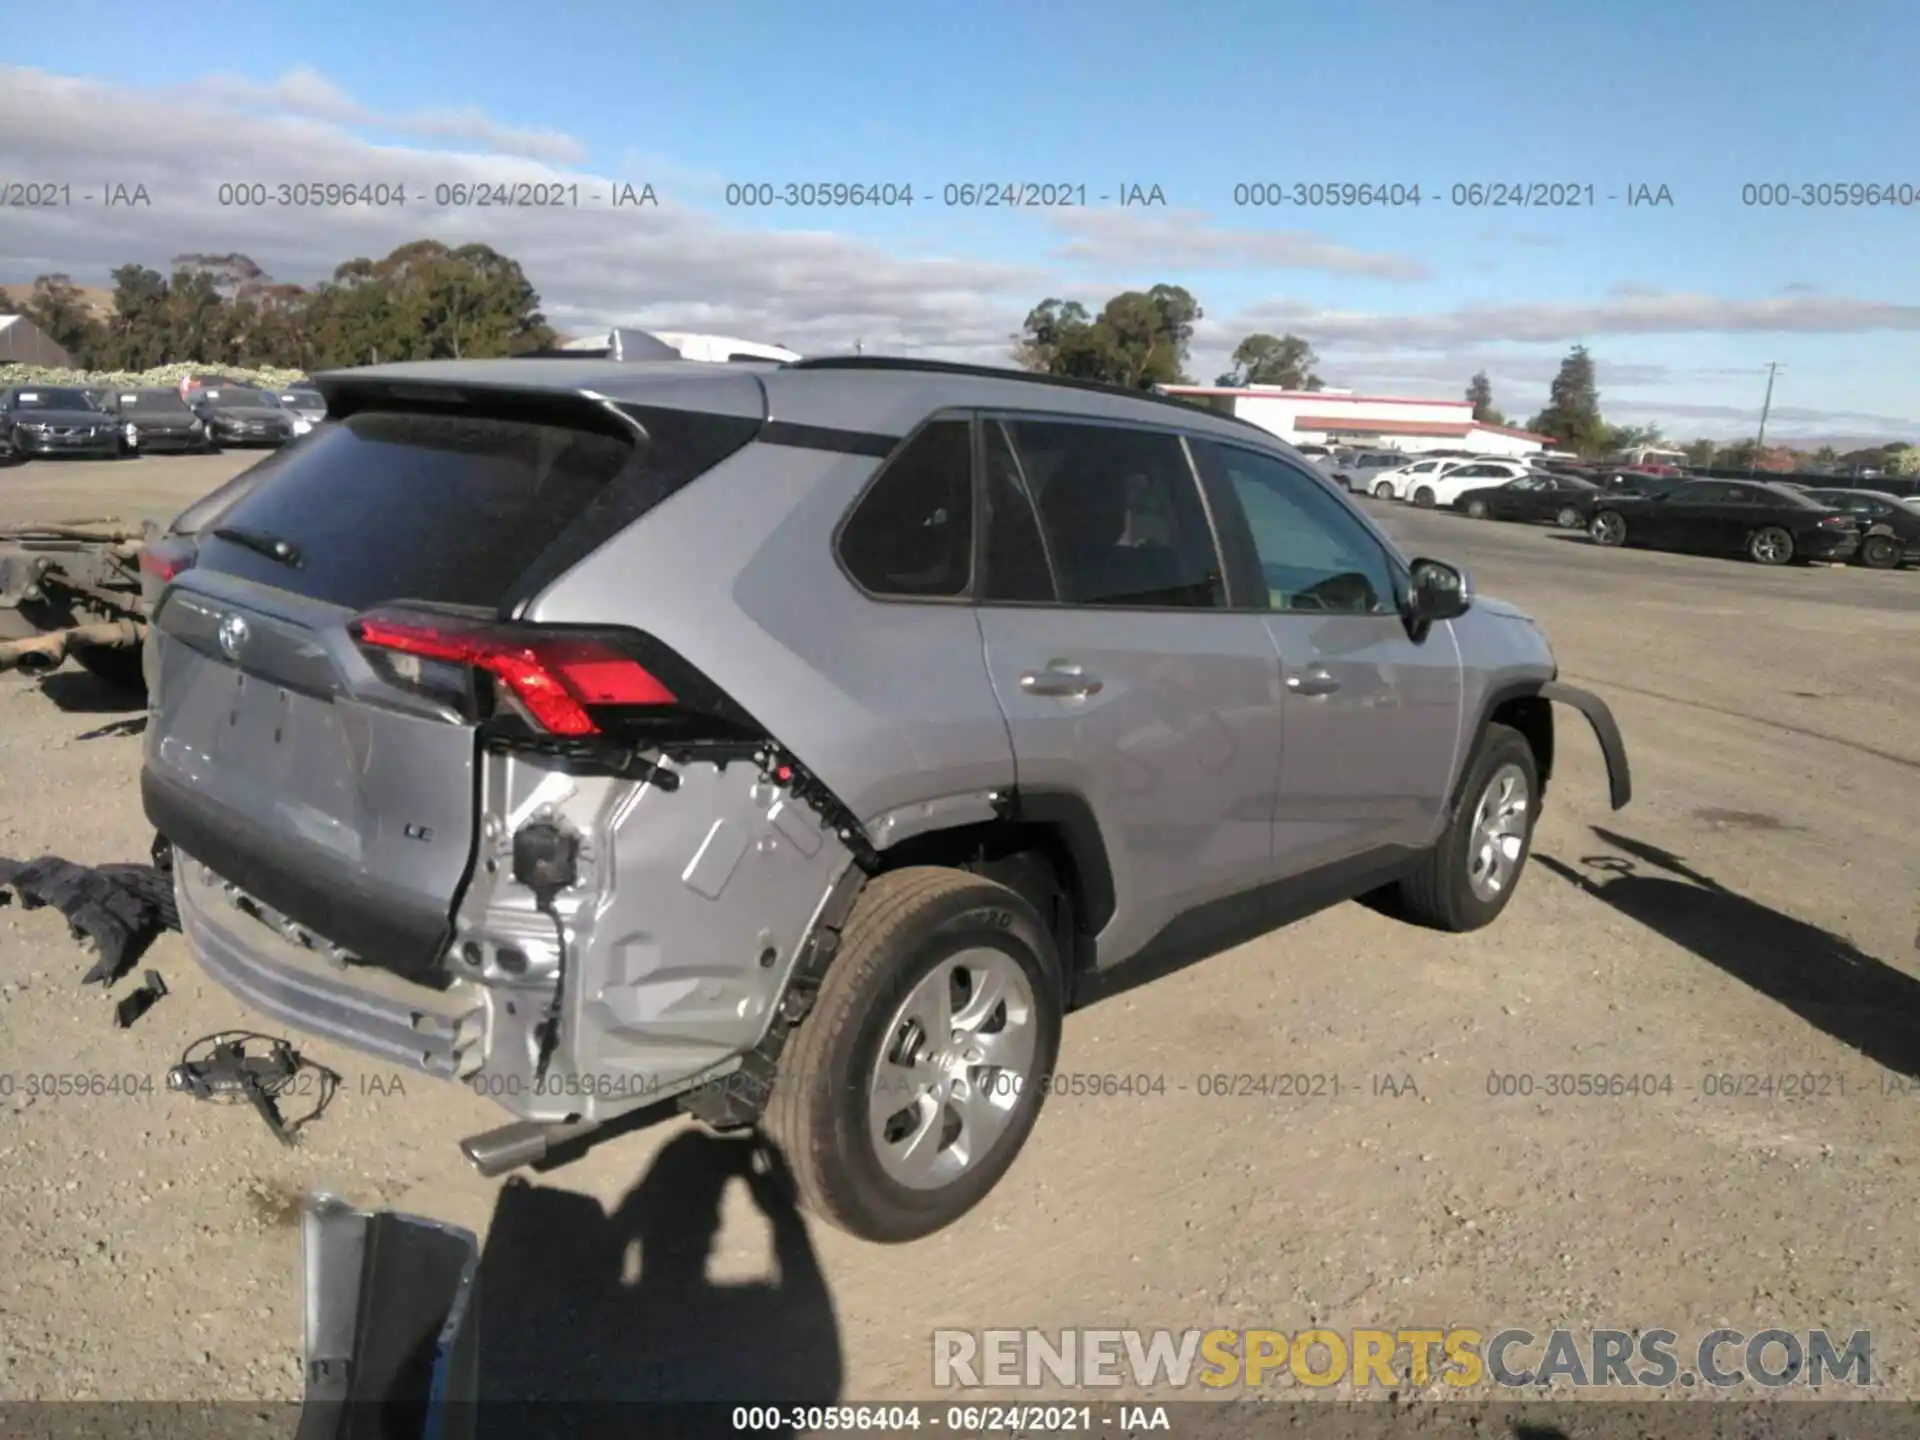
[[1335, 450, 1410, 493], [1589, 468, 1687, 498], [1455, 472, 1604, 528], [109, 388, 217, 455], [187, 387, 299, 447], [1588, 479, 1862, 566], [1404, 458, 1535, 509], [258, 385, 327, 425], [1799, 488, 1920, 570], [0, 386, 122, 459], [1368, 454, 1466, 500]]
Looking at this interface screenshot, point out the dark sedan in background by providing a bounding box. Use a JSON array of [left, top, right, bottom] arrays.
[[0, 386, 122, 459], [1454, 471, 1604, 528], [1800, 488, 1920, 570], [187, 387, 299, 448], [106, 388, 217, 454], [1588, 479, 1861, 566]]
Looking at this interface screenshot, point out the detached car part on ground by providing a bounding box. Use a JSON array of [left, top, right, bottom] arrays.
[[136, 355, 1631, 1244]]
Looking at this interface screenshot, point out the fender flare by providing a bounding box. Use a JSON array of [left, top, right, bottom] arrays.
[[1539, 680, 1633, 811]]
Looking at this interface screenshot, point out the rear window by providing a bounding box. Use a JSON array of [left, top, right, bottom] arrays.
[[194, 405, 756, 612]]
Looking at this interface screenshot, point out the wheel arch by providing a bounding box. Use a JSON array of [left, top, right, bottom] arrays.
[[1443, 680, 1556, 823]]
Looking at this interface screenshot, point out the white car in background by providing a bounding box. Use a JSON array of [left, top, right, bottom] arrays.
[[1404, 458, 1538, 508], [1368, 454, 1470, 501]]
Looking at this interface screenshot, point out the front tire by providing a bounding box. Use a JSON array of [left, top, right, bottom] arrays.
[[1590, 510, 1628, 546], [1413, 486, 1436, 508], [1394, 723, 1539, 933], [1748, 526, 1794, 565], [1555, 505, 1583, 529], [1465, 498, 1490, 519], [762, 867, 1063, 1243], [1373, 481, 1395, 500]]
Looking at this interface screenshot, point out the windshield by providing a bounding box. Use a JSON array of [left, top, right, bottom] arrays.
[[285, 389, 324, 407], [12, 388, 97, 411], [200, 390, 268, 409], [121, 391, 190, 412]]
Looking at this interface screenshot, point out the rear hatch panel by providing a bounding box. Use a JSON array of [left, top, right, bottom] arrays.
[[142, 382, 766, 985]]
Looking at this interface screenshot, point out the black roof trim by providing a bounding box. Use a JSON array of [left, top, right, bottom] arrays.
[[782, 355, 1278, 438], [760, 419, 897, 458]]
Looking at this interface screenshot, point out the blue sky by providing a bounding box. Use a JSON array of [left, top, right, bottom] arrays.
[[6, 0, 1920, 441]]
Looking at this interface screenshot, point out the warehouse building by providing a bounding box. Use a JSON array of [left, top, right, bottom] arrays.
[[1156, 384, 1554, 458]]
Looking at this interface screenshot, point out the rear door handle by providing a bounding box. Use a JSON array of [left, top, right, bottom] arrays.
[[1286, 667, 1341, 697], [1021, 664, 1103, 698]]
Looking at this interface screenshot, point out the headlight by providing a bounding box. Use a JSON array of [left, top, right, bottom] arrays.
[[292, 418, 312, 436], [188, 418, 203, 432], [123, 422, 139, 440], [17, 422, 45, 434]]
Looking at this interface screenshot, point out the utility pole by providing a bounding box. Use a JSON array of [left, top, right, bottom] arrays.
[[1753, 361, 1780, 472], [854, 338, 864, 355]]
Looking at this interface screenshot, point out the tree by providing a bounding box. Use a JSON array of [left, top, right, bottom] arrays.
[[1888, 444, 1920, 477], [1715, 438, 1762, 470], [1219, 334, 1323, 390], [1465, 371, 1504, 425], [1755, 446, 1799, 473], [20, 275, 106, 367], [1525, 345, 1606, 455], [1012, 285, 1203, 390], [1681, 439, 1718, 467]]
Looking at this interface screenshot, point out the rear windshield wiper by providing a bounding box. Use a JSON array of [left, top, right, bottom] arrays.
[[210, 525, 303, 568]]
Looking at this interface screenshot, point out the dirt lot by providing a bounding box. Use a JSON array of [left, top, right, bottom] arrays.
[[2, 453, 1917, 1414]]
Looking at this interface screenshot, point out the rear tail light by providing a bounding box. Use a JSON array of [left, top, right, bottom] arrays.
[[348, 606, 676, 738], [139, 539, 196, 582], [1818, 515, 1855, 529]]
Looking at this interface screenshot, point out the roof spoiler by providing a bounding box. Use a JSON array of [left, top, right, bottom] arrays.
[[516, 328, 685, 361]]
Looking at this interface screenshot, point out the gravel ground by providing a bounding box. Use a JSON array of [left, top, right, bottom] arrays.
[[1, 454, 1917, 1419]]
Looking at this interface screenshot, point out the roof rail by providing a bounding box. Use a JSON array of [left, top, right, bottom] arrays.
[[782, 355, 1277, 436]]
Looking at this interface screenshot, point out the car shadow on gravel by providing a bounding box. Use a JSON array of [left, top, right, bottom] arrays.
[[1537, 826, 1920, 1078], [32, 668, 145, 715], [472, 1127, 841, 1434]]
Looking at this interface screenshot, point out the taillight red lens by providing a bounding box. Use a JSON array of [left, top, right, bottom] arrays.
[[349, 609, 675, 736], [139, 544, 194, 581]]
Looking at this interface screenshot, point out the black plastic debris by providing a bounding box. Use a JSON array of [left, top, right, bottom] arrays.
[[0, 840, 181, 987], [114, 970, 169, 1028]]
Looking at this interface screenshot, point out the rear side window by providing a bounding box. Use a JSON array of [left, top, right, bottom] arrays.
[[836, 418, 974, 598], [193, 405, 756, 613], [997, 419, 1224, 610]]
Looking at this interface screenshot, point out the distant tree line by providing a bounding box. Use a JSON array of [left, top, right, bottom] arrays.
[[1009, 296, 1915, 475], [0, 241, 556, 372]]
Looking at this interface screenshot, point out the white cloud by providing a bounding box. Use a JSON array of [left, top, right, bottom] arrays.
[[0, 65, 1045, 360], [183, 68, 585, 163], [1227, 291, 1920, 350], [1044, 209, 1432, 280]]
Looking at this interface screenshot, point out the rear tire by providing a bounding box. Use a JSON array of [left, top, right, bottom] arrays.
[[1861, 533, 1901, 569], [1465, 499, 1489, 519], [1590, 510, 1628, 547], [1747, 526, 1794, 565], [762, 867, 1063, 1243], [1373, 481, 1395, 500], [1555, 505, 1583, 529], [1394, 723, 1539, 933]]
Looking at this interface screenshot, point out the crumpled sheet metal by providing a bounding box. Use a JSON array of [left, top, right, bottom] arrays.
[[0, 853, 180, 986]]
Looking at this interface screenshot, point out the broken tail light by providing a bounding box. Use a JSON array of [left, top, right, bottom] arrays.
[[1817, 515, 1857, 530], [139, 539, 197, 582], [349, 606, 676, 738]]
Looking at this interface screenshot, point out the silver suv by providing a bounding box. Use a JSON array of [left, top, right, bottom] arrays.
[[141, 356, 1630, 1242]]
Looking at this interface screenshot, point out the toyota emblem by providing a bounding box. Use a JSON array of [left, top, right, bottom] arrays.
[[217, 612, 250, 661]]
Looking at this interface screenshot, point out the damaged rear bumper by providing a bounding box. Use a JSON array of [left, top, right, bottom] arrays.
[[1539, 680, 1632, 810]]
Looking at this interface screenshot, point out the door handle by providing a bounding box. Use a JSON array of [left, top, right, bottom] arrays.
[[1021, 664, 1103, 698], [1286, 668, 1341, 697]]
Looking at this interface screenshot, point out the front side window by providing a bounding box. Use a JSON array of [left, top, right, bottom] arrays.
[[993, 418, 1225, 609], [1208, 442, 1402, 615], [837, 417, 974, 599]]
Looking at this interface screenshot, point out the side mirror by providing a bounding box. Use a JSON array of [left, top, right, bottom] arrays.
[[1404, 558, 1472, 641]]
